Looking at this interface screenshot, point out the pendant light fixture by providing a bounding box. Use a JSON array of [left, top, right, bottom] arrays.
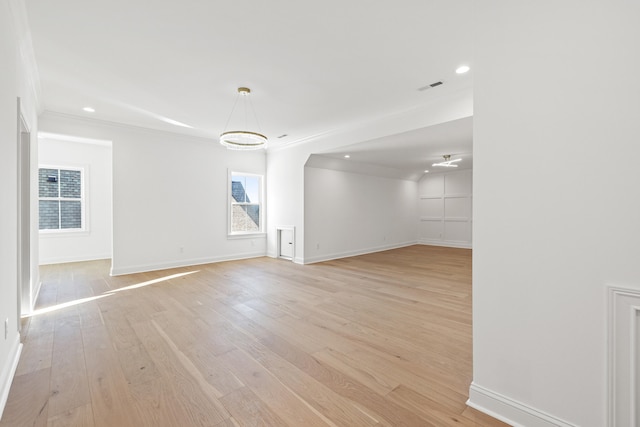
[[432, 154, 462, 168], [219, 87, 268, 150]]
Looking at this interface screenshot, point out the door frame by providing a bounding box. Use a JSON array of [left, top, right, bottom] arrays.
[[16, 97, 32, 326]]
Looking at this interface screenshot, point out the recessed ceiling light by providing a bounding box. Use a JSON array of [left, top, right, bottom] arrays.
[[456, 65, 470, 74], [344, 154, 350, 158], [83, 107, 95, 113], [424, 170, 429, 173]]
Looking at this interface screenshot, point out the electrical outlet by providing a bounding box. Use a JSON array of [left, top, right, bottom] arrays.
[[316, 243, 320, 250], [4, 318, 8, 340], [179, 247, 184, 253]]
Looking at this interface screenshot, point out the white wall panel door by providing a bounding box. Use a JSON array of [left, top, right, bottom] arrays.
[[278, 227, 294, 260]]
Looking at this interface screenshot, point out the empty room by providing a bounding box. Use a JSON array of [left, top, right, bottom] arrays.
[[1, 1, 639, 426]]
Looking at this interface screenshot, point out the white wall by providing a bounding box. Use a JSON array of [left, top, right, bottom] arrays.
[[418, 169, 472, 248], [38, 137, 112, 264], [304, 166, 417, 263], [0, 0, 40, 417], [267, 89, 473, 263], [471, 1, 640, 426], [38, 113, 266, 275]]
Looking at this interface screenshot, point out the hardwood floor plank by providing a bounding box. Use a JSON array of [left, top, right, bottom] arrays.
[[130, 319, 229, 425], [219, 387, 289, 427], [2, 245, 507, 427], [386, 384, 504, 427], [46, 403, 95, 427], [0, 368, 50, 427], [116, 343, 161, 387], [82, 325, 144, 427], [15, 331, 53, 376], [216, 321, 380, 427], [462, 406, 511, 427], [129, 378, 214, 427], [49, 324, 90, 417], [312, 348, 396, 397], [216, 349, 331, 427]]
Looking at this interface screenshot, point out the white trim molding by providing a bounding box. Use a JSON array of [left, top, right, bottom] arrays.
[[468, 383, 577, 427], [303, 241, 417, 265], [110, 251, 266, 276], [608, 286, 640, 427], [418, 239, 471, 249], [0, 336, 22, 420]]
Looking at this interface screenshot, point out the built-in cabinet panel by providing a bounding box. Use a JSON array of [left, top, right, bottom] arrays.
[[418, 169, 472, 248]]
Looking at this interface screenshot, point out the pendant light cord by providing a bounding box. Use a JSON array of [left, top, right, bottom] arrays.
[[222, 92, 241, 132], [222, 90, 263, 133]]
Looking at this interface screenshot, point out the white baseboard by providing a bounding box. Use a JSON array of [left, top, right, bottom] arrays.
[[266, 252, 305, 265], [39, 253, 112, 265], [110, 251, 266, 276], [303, 241, 417, 264], [468, 383, 577, 427], [419, 239, 472, 249], [0, 336, 22, 421]]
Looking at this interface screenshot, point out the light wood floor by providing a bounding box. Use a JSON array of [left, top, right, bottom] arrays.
[[1, 245, 507, 427]]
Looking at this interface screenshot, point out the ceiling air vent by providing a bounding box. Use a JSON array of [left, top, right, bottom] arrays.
[[418, 81, 444, 91]]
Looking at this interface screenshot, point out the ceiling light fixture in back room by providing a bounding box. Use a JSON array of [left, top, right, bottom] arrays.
[[432, 154, 461, 168], [219, 87, 268, 151]]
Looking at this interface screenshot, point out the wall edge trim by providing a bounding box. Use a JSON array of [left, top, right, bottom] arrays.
[[110, 252, 266, 276], [39, 254, 112, 266], [303, 241, 417, 264], [418, 239, 471, 249], [608, 285, 640, 426]]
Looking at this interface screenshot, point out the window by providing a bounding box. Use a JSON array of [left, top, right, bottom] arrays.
[[39, 167, 84, 231], [229, 172, 263, 234]]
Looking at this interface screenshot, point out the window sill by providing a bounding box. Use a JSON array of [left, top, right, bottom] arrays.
[[40, 229, 90, 237], [227, 232, 266, 240]]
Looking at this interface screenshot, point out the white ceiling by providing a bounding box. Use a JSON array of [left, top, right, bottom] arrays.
[[314, 116, 472, 180], [25, 0, 474, 170]]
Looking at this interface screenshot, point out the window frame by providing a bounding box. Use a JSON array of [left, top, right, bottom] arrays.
[[38, 165, 87, 234], [228, 170, 264, 237]]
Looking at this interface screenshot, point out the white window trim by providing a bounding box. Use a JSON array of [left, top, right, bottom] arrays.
[[228, 170, 265, 237], [38, 165, 87, 234]]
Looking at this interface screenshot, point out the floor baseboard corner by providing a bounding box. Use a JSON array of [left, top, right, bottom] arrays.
[[468, 382, 576, 427], [0, 337, 23, 420]]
